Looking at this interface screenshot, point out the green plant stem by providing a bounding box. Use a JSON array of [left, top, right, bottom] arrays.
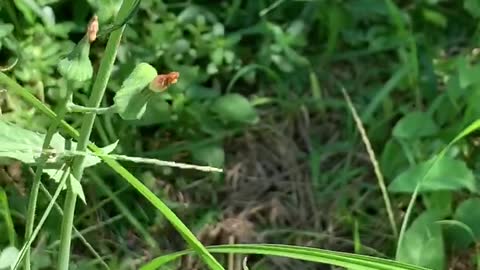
[[67, 102, 116, 114], [24, 88, 73, 270], [13, 166, 70, 270], [56, 1, 135, 268]]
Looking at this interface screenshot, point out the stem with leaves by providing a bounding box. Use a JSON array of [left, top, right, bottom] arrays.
[[24, 88, 73, 270], [56, 0, 136, 268]]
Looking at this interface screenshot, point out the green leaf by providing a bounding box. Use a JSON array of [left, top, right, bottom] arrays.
[[83, 140, 119, 167], [0, 24, 14, 39], [70, 175, 86, 204], [113, 63, 158, 120], [392, 111, 439, 139], [0, 246, 19, 269], [0, 120, 117, 168], [396, 211, 445, 270], [57, 37, 93, 82], [0, 120, 61, 163], [455, 198, 480, 238], [44, 169, 67, 186], [457, 57, 480, 88], [132, 95, 171, 126], [445, 198, 480, 249], [141, 244, 428, 270], [389, 157, 476, 193], [465, 0, 480, 18], [211, 94, 259, 124], [192, 144, 225, 169], [423, 192, 452, 217], [380, 139, 409, 179]]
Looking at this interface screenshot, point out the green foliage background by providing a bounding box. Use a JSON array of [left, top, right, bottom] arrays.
[[1, 0, 480, 269]]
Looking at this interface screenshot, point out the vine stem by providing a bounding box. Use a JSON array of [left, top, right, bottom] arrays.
[[24, 88, 73, 270], [56, 0, 136, 269]]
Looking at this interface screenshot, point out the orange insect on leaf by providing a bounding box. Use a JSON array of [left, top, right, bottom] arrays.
[[149, 71, 180, 92]]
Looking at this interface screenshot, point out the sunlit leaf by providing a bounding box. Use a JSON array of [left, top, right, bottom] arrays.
[[0, 246, 19, 269], [113, 62, 158, 120], [70, 175, 86, 204], [389, 157, 476, 193]]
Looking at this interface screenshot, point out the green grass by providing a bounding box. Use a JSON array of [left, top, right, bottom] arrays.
[[1, 1, 480, 269]]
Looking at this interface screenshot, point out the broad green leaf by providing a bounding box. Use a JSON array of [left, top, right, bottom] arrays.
[[445, 198, 480, 249], [141, 244, 428, 270], [70, 175, 86, 204], [465, 0, 480, 18], [396, 211, 445, 270], [389, 157, 476, 193], [0, 120, 62, 163], [0, 246, 19, 269], [192, 144, 225, 169], [392, 111, 439, 139], [113, 63, 158, 120], [211, 94, 259, 124], [0, 24, 14, 39], [0, 120, 117, 168]]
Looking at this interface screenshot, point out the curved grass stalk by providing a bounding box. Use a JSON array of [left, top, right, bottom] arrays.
[[24, 88, 73, 270], [141, 244, 428, 270], [339, 85, 398, 237]]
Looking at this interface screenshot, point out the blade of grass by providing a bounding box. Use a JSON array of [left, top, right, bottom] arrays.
[[385, 0, 421, 109], [12, 166, 70, 270], [0, 64, 224, 270], [141, 244, 428, 270], [0, 187, 16, 246], [361, 64, 409, 123], [87, 171, 158, 249], [34, 178, 110, 269], [340, 85, 398, 237]]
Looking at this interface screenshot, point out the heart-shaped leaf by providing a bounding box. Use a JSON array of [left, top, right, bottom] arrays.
[[396, 211, 445, 270], [211, 94, 258, 124], [113, 62, 158, 120], [389, 157, 476, 193], [393, 111, 439, 139]]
